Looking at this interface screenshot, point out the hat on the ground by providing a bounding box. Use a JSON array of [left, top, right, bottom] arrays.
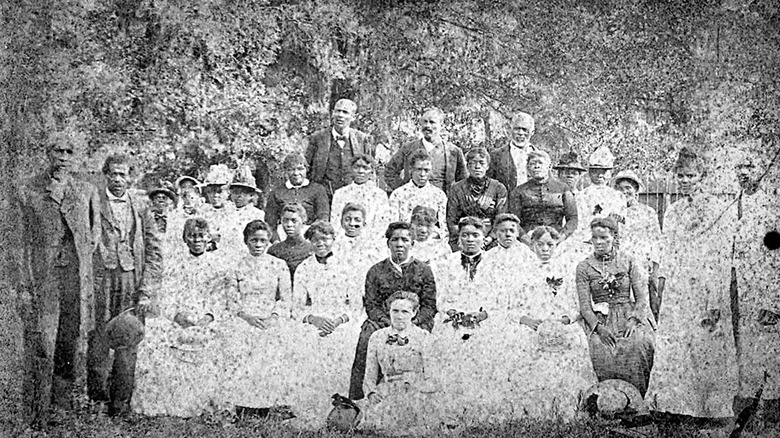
[[230, 166, 261, 193], [553, 151, 587, 172], [147, 180, 178, 204], [201, 164, 232, 187], [106, 310, 144, 349], [611, 170, 645, 194], [581, 379, 648, 418]]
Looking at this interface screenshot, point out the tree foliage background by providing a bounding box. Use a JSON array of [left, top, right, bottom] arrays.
[[1, 0, 780, 421]]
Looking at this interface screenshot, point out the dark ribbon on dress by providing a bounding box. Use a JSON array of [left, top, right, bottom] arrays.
[[545, 277, 564, 295], [460, 252, 482, 280], [386, 333, 409, 346], [315, 252, 334, 265], [467, 175, 489, 197]]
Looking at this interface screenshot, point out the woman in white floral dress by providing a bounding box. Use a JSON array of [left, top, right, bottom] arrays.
[[222, 219, 295, 415], [504, 225, 595, 420], [362, 291, 440, 435], [289, 220, 364, 428], [133, 218, 235, 417]]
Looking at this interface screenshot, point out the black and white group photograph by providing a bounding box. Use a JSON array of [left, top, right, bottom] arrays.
[[0, 1, 779, 437]]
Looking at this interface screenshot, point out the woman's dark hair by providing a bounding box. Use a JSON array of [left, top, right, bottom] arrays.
[[351, 153, 375, 167], [410, 206, 436, 227], [304, 220, 336, 240], [529, 225, 561, 242], [385, 290, 420, 312], [493, 213, 521, 228], [182, 218, 210, 242], [385, 221, 412, 240], [243, 220, 272, 243], [102, 154, 133, 175], [457, 216, 485, 234], [281, 203, 308, 223], [590, 217, 619, 237], [409, 150, 433, 168], [341, 202, 366, 221], [673, 147, 706, 175], [465, 147, 491, 165]]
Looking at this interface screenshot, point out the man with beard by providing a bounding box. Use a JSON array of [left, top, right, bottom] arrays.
[[304, 99, 374, 199], [384, 107, 467, 196], [487, 111, 538, 191], [348, 222, 437, 400], [731, 152, 780, 431], [91, 154, 162, 416], [13, 134, 101, 426]]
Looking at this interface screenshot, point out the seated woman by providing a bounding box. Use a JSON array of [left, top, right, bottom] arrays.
[[289, 220, 364, 428], [222, 220, 295, 418], [503, 225, 595, 420], [576, 217, 655, 397], [132, 218, 235, 417], [362, 291, 439, 435]]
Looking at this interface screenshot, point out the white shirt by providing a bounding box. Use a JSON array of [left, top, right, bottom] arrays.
[[332, 128, 351, 149], [510, 142, 533, 187]]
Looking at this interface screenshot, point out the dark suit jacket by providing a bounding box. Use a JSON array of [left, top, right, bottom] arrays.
[[486, 141, 538, 191], [304, 127, 374, 192], [384, 138, 467, 196], [97, 189, 162, 303], [13, 172, 101, 336]]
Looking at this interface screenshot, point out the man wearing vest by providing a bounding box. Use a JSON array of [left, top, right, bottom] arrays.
[[304, 98, 375, 199], [487, 111, 538, 192], [90, 154, 162, 416]]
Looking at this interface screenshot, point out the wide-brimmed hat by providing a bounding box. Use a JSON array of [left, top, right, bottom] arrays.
[[611, 170, 645, 194], [201, 164, 233, 187], [553, 151, 586, 172], [588, 145, 616, 169], [147, 180, 178, 203], [175, 175, 201, 188], [230, 166, 261, 193], [106, 309, 144, 349]]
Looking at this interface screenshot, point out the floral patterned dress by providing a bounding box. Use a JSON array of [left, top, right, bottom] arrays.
[[576, 251, 655, 396], [429, 251, 513, 425], [617, 202, 662, 274], [287, 254, 364, 429], [504, 253, 596, 420], [361, 325, 441, 435], [132, 249, 235, 417], [646, 193, 737, 417], [221, 253, 295, 411]]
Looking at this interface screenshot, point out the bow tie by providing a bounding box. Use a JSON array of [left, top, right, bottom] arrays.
[[153, 211, 168, 233], [334, 134, 347, 142], [460, 253, 482, 280], [386, 334, 409, 346]]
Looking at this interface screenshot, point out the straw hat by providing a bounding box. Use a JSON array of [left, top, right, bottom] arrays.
[[553, 151, 587, 172], [147, 180, 178, 203], [611, 170, 645, 193], [588, 146, 616, 169], [201, 164, 233, 187], [175, 175, 201, 188], [230, 166, 261, 193]]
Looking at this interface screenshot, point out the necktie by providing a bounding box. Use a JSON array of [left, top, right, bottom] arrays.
[[386, 334, 409, 346]]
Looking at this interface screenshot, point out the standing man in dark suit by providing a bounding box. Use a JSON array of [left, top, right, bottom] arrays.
[[304, 98, 375, 199], [90, 154, 162, 416], [384, 107, 468, 197], [13, 137, 101, 426], [487, 111, 537, 192]]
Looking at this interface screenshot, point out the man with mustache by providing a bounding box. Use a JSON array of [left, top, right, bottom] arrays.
[[487, 111, 538, 191], [304, 99, 375, 200], [384, 107, 467, 197]]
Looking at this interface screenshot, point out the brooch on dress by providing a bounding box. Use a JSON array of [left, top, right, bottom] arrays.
[[443, 308, 488, 329], [386, 334, 409, 346], [545, 277, 563, 295]]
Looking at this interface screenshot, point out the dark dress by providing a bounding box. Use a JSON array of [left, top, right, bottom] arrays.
[[508, 177, 578, 238], [575, 250, 655, 395], [445, 177, 507, 250]]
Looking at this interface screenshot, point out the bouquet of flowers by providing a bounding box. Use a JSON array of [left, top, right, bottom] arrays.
[[443, 308, 488, 329]]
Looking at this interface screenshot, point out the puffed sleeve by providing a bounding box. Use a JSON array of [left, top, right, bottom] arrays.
[[363, 330, 382, 398], [575, 261, 599, 330]]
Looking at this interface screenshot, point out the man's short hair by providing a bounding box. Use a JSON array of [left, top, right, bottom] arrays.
[[334, 98, 357, 114], [351, 153, 375, 167], [102, 154, 133, 175], [527, 149, 551, 165], [243, 220, 272, 242], [493, 213, 521, 228], [341, 202, 366, 220], [465, 147, 491, 165], [457, 216, 485, 234], [409, 150, 433, 168], [281, 203, 308, 222], [511, 112, 535, 132], [385, 221, 412, 240], [304, 220, 336, 240], [422, 107, 445, 122]]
